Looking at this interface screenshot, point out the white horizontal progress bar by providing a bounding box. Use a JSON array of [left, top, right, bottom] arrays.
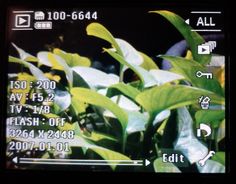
[[20, 161, 143, 166], [20, 158, 142, 163], [19, 158, 144, 166], [191, 11, 222, 14]]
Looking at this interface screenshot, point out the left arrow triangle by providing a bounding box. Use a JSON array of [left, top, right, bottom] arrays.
[[185, 19, 190, 25], [13, 157, 18, 163]]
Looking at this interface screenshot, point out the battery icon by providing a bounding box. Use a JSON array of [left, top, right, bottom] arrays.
[[34, 21, 52, 29]]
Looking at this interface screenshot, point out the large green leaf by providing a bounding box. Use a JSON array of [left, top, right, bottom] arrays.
[[136, 84, 224, 116], [104, 48, 157, 88], [160, 55, 224, 96], [70, 88, 128, 136], [195, 110, 225, 128], [149, 69, 184, 85], [104, 95, 140, 112], [72, 66, 119, 88], [106, 83, 140, 101], [115, 38, 143, 68], [174, 107, 208, 164], [86, 23, 123, 56], [125, 110, 148, 134], [71, 88, 149, 152], [53, 48, 91, 67], [153, 158, 181, 173], [150, 10, 210, 65]]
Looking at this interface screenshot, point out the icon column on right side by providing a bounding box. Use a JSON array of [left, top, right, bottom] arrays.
[[199, 96, 211, 109], [198, 41, 217, 55]]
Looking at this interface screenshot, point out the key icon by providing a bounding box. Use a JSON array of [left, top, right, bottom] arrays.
[[196, 71, 213, 79]]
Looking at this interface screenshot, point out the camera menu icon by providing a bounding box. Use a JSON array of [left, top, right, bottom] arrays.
[[15, 14, 31, 27], [198, 41, 217, 55], [12, 11, 33, 30]]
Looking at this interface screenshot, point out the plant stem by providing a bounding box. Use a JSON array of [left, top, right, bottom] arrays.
[[116, 65, 124, 104], [142, 114, 156, 157], [122, 133, 127, 154]]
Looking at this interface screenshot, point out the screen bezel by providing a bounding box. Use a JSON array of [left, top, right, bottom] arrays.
[[0, 0, 231, 180]]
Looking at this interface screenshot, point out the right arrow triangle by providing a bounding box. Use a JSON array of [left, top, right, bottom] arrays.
[[19, 17, 27, 25], [145, 159, 150, 166]]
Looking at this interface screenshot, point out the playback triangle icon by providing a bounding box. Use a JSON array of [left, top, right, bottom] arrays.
[[14, 14, 31, 28], [201, 47, 206, 52], [19, 17, 27, 25]]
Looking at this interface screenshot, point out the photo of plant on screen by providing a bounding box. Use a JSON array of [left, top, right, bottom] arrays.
[[6, 9, 225, 173]]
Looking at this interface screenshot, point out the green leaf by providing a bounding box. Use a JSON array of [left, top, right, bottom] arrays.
[[70, 96, 88, 116], [160, 55, 224, 96], [86, 23, 123, 56], [72, 66, 119, 88], [53, 88, 71, 113], [153, 158, 181, 173], [217, 119, 225, 142], [37, 52, 63, 70], [9, 56, 49, 82], [212, 152, 225, 165], [195, 110, 225, 128], [136, 84, 224, 116], [84, 131, 118, 143], [72, 71, 90, 88], [149, 69, 184, 85], [70, 88, 128, 136], [53, 48, 91, 67], [153, 110, 171, 126], [37, 52, 73, 85], [174, 107, 208, 164], [115, 38, 143, 68], [103, 95, 140, 114], [150, 10, 210, 64], [106, 83, 140, 101], [12, 43, 38, 62], [104, 48, 157, 88], [139, 52, 159, 70], [125, 110, 148, 134]]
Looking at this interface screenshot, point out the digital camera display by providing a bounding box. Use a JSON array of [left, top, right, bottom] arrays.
[[5, 3, 227, 173]]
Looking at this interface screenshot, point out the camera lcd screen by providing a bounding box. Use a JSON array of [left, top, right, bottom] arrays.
[[5, 3, 227, 173]]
